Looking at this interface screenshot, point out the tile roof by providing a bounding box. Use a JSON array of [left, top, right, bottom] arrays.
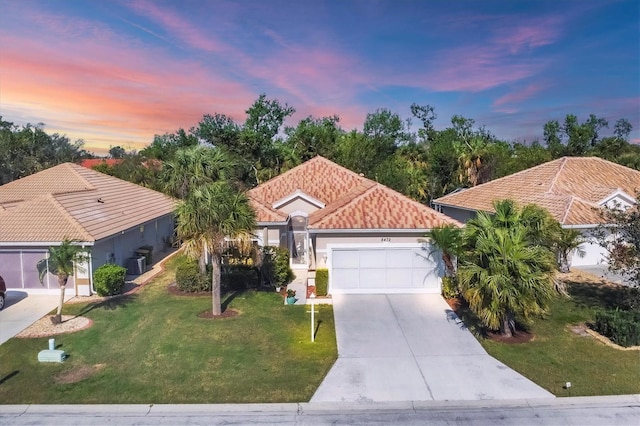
[[0, 163, 176, 243], [433, 157, 640, 226], [249, 156, 460, 230]]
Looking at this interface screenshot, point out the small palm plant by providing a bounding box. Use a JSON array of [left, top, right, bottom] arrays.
[[37, 239, 89, 324]]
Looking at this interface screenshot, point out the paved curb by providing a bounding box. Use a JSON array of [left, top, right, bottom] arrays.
[[1, 394, 638, 415]]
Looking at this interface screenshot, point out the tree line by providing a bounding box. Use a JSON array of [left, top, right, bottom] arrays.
[[1, 95, 639, 204]]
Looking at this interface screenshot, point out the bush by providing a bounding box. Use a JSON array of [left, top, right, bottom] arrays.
[[94, 264, 127, 296], [441, 276, 459, 299], [222, 264, 259, 292], [175, 257, 210, 292], [315, 268, 328, 296], [592, 309, 640, 347], [260, 246, 294, 288]]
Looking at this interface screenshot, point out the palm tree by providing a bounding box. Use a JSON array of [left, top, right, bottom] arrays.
[[554, 228, 586, 273], [176, 181, 256, 315], [459, 208, 556, 337], [36, 239, 88, 324], [425, 224, 463, 278], [160, 146, 232, 199]]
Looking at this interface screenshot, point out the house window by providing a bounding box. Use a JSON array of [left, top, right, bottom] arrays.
[[290, 214, 308, 267]]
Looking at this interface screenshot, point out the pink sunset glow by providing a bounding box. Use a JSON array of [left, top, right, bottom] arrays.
[[0, 1, 637, 154]]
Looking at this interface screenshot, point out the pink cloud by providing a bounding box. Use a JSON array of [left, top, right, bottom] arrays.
[[126, 0, 224, 52], [0, 30, 256, 154], [492, 16, 563, 54], [493, 84, 547, 112]]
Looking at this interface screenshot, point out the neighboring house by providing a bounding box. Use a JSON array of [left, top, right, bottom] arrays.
[[0, 163, 176, 296], [433, 157, 640, 267], [79, 158, 123, 168], [248, 156, 460, 294]]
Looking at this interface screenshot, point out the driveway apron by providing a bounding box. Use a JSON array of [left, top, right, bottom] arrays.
[[0, 292, 61, 345], [311, 294, 554, 402]]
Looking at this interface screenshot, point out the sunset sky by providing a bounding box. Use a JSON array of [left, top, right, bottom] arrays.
[[1, 0, 638, 155]]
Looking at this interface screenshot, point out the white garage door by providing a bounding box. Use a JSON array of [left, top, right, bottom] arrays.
[[329, 245, 440, 294]]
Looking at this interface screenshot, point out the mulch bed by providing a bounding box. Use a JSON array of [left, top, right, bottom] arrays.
[[446, 296, 535, 344], [486, 330, 535, 344], [198, 309, 239, 319]]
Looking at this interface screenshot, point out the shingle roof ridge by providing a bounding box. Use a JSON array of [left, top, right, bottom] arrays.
[[311, 181, 462, 229], [436, 157, 566, 203], [308, 180, 376, 226], [248, 156, 372, 196], [547, 157, 568, 195], [248, 194, 288, 222], [40, 163, 96, 194], [47, 193, 95, 241], [371, 183, 463, 227]]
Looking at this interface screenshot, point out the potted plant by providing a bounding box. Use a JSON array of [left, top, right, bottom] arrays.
[[286, 289, 297, 305]]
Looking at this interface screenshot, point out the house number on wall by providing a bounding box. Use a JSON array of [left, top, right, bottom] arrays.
[[381, 237, 391, 242]]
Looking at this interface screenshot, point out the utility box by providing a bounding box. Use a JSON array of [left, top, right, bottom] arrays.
[[127, 256, 146, 275], [136, 246, 153, 266]]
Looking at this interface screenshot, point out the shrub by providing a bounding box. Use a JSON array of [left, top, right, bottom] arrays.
[[222, 264, 259, 292], [175, 258, 210, 292], [441, 276, 459, 299], [592, 309, 640, 347], [273, 247, 295, 287], [260, 246, 294, 288], [315, 268, 328, 296], [94, 264, 127, 296]]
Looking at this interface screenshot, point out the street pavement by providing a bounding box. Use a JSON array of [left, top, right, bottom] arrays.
[[0, 292, 65, 345], [312, 294, 553, 402], [1, 395, 638, 425]]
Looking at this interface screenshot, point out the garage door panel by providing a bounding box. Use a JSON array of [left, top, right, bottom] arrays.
[[385, 249, 413, 268], [386, 268, 412, 288], [412, 269, 436, 289], [359, 250, 386, 268], [333, 250, 360, 268], [331, 246, 441, 294], [360, 268, 387, 288], [332, 268, 359, 289]]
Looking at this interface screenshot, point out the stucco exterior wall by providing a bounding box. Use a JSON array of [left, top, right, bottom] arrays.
[[438, 206, 476, 223], [314, 232, 427, 268], [277, 197, 320, 215]]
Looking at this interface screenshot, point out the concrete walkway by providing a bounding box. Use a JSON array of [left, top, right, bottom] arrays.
[[312, 294, 554, 402], [0, 292, 67, 345]]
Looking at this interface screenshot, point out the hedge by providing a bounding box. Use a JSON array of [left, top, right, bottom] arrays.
[[592, 309, 640, 347], [93, 264, 127, 296], [315, 268, 328, 296], [175, 258, 210, 292]]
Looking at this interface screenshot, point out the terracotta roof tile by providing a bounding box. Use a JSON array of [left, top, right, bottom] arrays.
[[0, 163, 176, 242], [250, 156, 460, 230], [248, 156, 371, 207], [434, 157, 640, 225], [311, 184, 461, 229]]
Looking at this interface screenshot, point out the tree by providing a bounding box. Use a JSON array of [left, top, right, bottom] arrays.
[[176, 182, 256, 315], [594, 194, 640, 286], [36, 240, 88, 324], [554, 228, 585, 274], [108, 145, 126, 159], [140, 129, 198, 161], [160, 146, 232, 199], [458, 200, 557, 337], [0, 118, 89, 184], [284, 115, 342, 162], [425, 224, 463, 277]]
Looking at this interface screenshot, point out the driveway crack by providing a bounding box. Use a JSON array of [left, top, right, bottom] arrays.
[[386, 295, 435, 401]]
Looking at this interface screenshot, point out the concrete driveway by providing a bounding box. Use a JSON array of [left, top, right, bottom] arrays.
[[311, 294, 554, 402], [0, 292, 62, 345]]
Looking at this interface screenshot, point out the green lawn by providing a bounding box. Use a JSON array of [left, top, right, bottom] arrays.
[[0, 258, 337, 404], [469, 280, 640, 397]]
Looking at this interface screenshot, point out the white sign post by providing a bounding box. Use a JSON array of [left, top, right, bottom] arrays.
[[308, 293, 317, 342]]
